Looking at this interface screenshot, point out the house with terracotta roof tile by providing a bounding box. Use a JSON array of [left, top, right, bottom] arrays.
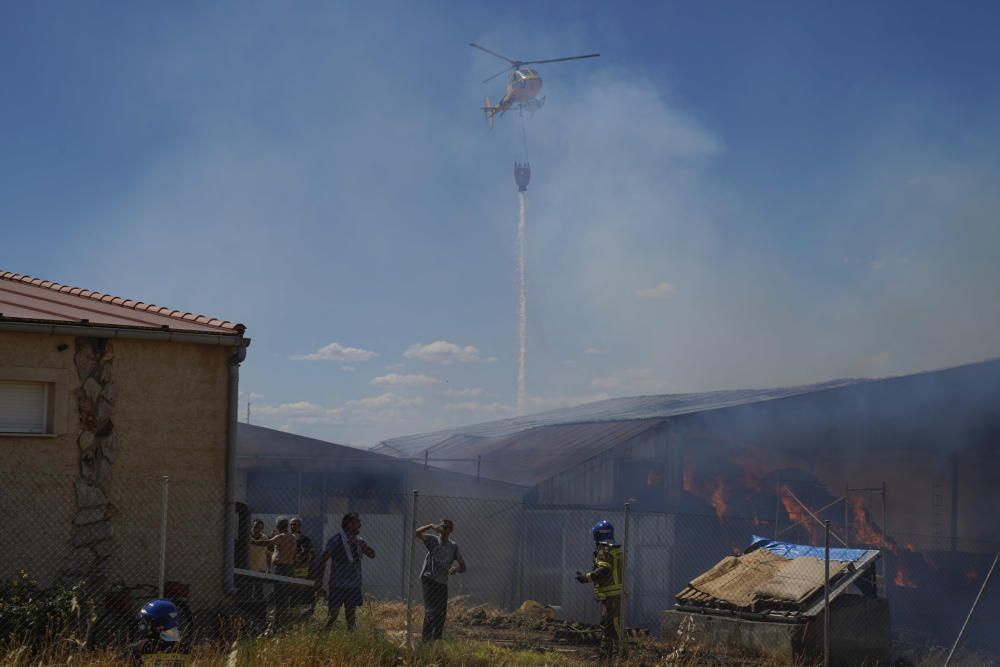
[[0, 271, 249, 608]]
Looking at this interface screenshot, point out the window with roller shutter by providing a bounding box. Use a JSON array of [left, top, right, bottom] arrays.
[[0, 380, 52, 434]]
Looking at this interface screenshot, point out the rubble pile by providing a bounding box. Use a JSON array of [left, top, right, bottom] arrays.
[[455, 601, 649, 646], [457, 601, 596, 636]]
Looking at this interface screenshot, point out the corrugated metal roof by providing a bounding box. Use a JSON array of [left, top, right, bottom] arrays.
[[419, 419, 666, 487], [236, 424, 530, 494], [238, 423, 386, 461], [240, 421, 658, 487], [375, 358, 1000, 486], [376, 379, 870, 458], [0, 271, 244, 334]]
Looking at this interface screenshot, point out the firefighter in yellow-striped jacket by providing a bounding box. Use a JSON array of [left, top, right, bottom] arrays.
[[575, 520, 623, 658]]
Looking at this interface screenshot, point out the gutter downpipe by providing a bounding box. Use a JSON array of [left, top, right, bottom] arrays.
[[224, 344, 247, 595]]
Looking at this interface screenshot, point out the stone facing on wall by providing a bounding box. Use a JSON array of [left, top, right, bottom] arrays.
[[62, 338, 117, 587]]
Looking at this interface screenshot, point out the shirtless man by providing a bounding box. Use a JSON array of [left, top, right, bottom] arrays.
[[252, 516, 297, 629]]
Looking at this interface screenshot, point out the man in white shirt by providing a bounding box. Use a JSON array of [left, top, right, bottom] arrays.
[[415, 519, 466, 641]]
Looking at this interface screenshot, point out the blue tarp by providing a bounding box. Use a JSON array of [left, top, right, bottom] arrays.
[[749, 535, 871, 563]]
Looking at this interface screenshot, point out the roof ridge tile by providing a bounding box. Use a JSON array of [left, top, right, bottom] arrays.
[[0, 270, 245, 334]]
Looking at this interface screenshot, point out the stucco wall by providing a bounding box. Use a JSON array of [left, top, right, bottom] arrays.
[[0, 331, 80, 587], [107, 339, 230, 608], [0, 331, 79, 474], [0, 330, 233, 608]]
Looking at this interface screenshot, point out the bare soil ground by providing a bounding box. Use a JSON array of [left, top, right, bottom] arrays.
[[449, 602, 666, 663]]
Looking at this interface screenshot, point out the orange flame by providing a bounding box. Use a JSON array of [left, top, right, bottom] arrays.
[[682, 465, 695, 494], [780, 494, 824, 545], [894, 567, 918, 588], [892, 544, 922, 589], [965, 567, 978, 585], [681, 454, 730, 522], [709, 479, 728, 521], [850, 497, 890, 548]]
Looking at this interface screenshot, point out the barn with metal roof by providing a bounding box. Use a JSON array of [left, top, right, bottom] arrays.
[[376, 359, 1000, 541], [236, 422, 525, 518], [375, 358, 1000, 647]]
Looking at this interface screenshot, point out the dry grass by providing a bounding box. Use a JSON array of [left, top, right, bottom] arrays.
[[904, 647, 999, 667], [0, 600, 588, 667], [7, 600, 981, 666]]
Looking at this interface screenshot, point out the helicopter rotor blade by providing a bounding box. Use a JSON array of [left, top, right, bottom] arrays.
[[481, 66, 514, 84], [469, 43, 517, 65], [521, 53, 601, 66]]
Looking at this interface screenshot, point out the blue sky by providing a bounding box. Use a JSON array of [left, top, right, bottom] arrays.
[[4, 2, 999, 445]]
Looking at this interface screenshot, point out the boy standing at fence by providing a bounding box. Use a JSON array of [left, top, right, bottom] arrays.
[[415, 519, 467, 641]]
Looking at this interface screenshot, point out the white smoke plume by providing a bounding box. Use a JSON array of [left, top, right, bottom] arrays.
[[46, 6, 1000, 444]]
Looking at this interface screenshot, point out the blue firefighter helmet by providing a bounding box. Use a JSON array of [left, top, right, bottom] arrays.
[[592, 520, 614, 543], [139, 599, 180, 643]]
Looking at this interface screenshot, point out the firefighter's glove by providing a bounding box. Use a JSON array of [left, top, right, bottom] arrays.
[[575, 571, 589, 583]]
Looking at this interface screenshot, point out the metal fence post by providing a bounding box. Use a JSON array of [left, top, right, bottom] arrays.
[[405, 490, 420, 649], [944, 551, 999, 667], [515, 502, 527, 608], [824, 519, 830, 667], [619, 502, 630, 661], [844, 486, 850, 546], [881, 482, 887, 544], [159, 475, 169, 598]]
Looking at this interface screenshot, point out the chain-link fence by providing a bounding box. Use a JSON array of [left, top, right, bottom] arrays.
[[2, 471, 998, 665], [0, 471, 227, 654]]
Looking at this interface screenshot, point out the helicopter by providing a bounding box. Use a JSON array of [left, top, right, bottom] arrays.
[[470, 43, 599, 128]]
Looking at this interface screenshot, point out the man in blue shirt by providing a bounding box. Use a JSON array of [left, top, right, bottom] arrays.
[[313, 512, 375, 631]]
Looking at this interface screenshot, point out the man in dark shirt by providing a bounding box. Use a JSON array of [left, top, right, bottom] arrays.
[[313, 512, 375, 631], [415, 519, 466, 641]]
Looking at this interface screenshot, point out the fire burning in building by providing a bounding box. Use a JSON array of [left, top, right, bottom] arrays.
[[377, 358, 1000, 653], [677, 439, 949, 595], [681, 453, 733, 521]]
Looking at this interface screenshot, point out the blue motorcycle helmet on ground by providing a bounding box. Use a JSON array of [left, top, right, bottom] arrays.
[[592, 520, 614, 543], [139, 599, 181, 644]]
